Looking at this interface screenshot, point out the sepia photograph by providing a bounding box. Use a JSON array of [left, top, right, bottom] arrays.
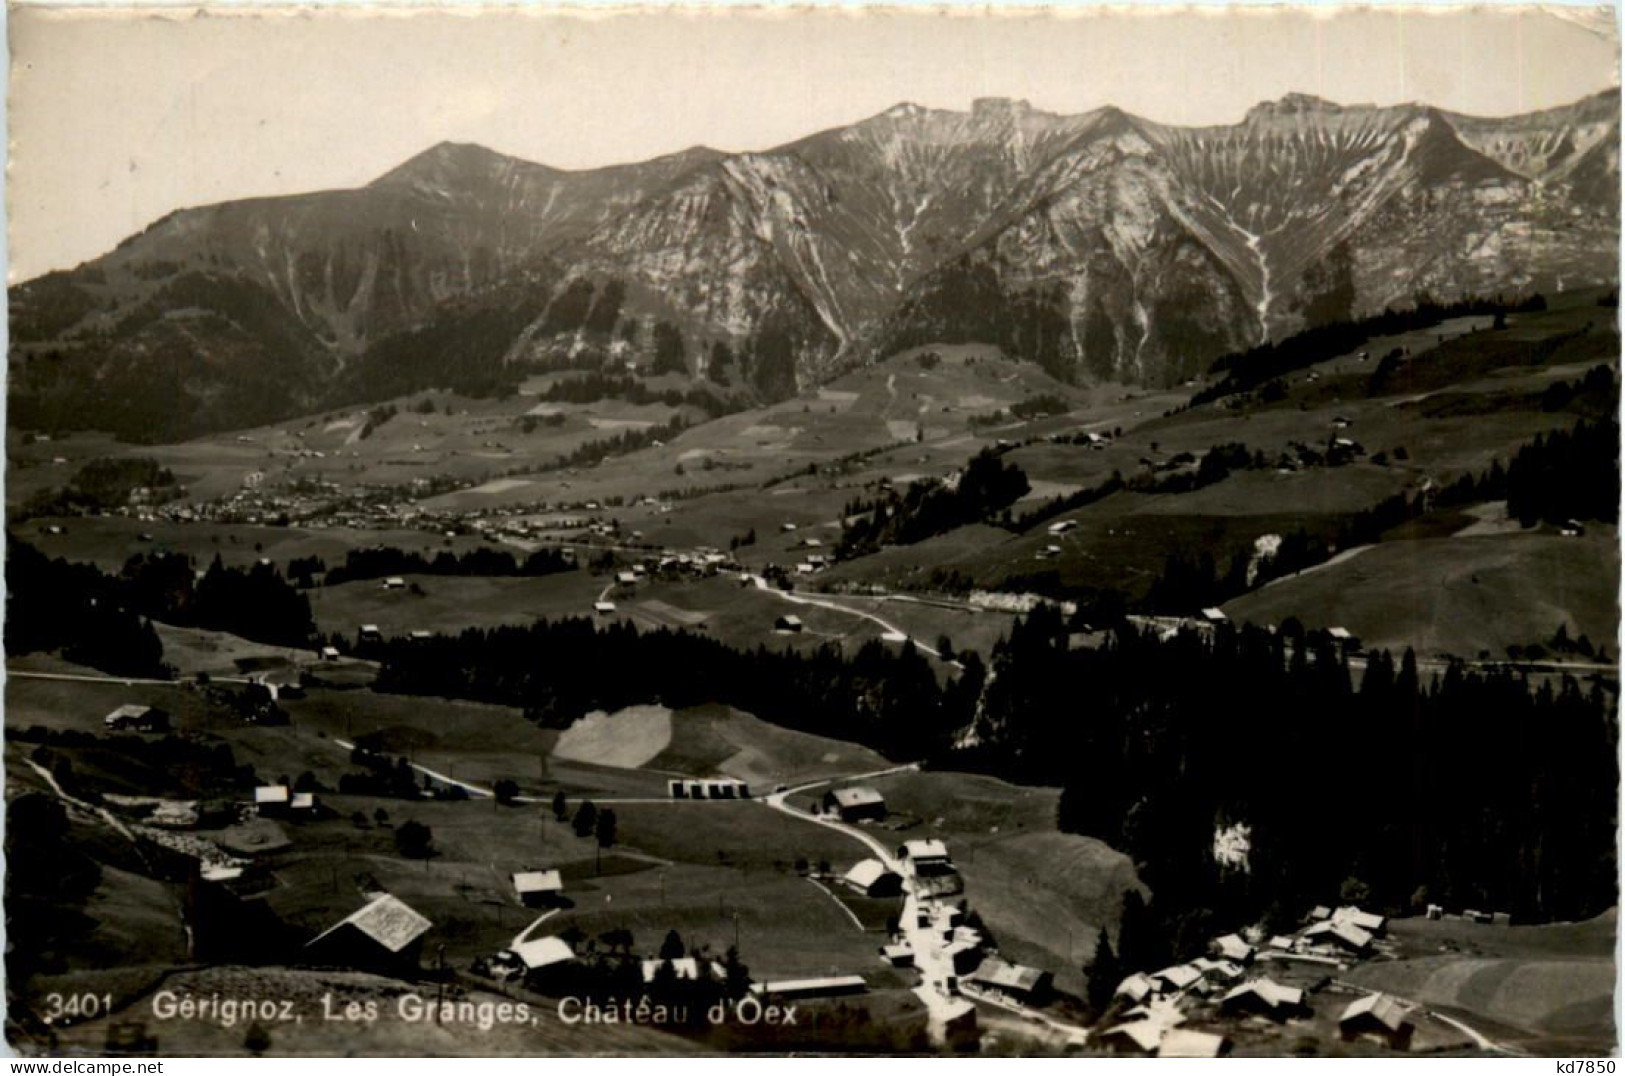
[[3, 1, 1620, 1060]]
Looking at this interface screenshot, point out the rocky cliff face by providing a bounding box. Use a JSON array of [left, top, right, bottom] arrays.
[[12, 90, 1617, 438]]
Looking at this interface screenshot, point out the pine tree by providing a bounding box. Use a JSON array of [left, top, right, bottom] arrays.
[[1083, 927, 1121, 1017]]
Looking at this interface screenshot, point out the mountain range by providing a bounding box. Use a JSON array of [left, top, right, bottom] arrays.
[[11, 89, 1619, 440]]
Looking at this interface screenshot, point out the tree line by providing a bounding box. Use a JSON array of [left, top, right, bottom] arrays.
[[373, 616, 982, 764], [836, 448, 1030, 557], [318, 545, 576, 586], [1194, 293, 1548, 403], [7, 540, 318, 673]]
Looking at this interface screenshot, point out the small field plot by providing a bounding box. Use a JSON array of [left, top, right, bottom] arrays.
[[544, 860, 903, 983], [281, 689, 562, 794], [553, 705, 673, 769], [1223, 528, 1620, 660], [613, 802, 865, 873], [308, 571, 603, 639], [5, 674, 225, 736], [152, 624, 315, 680], [1345, 912, 1617, 1055], [647, 704, 895, 786]]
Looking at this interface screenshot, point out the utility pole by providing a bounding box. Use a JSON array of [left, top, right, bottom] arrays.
[[434, 944, 446, 1023]]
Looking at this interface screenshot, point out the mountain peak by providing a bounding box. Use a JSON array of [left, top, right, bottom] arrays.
[[1247, 92, 1347, 121], [370, 141, 552, 190], [971, 96, 1035, 119]]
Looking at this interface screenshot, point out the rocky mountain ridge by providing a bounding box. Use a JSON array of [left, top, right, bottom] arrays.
[[12, 89, 1618, 439]]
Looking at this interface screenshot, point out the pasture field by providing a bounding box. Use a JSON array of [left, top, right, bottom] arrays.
[[1344, 912, 1617, 1053], [660, 704, 894, 787], [307, 570, 607, 639], [1223, 526, 1620, 659], [153, 624, 316, 680], [5, 671, 226, 736], [554, 705, 673, 768], [541, 859, 903, 983]]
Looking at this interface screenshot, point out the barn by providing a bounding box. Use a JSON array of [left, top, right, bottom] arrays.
[[966, 956, 1052, 1005], [104, 704, 169, 733], [514, 936, 573, 972], [823, 786, 887, 822], [253, 786, 291, 816], [841, 858, 903, 897], [1149, 964, 1203, 995], [1115, 972, 1155, 1004], [774, 615, 804, 633], [1219, 978, 1307, 1020], [512, 870, 564, 908], [1339, 993, 1412, 1049], [305, 893, 431, 973], [1210, 933, 1255, 964], [1302, 919, 1373, 955]]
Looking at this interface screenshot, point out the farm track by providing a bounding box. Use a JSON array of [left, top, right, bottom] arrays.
[[745, 575, 959, 664]]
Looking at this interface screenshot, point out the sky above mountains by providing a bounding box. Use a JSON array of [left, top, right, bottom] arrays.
[[10, 4, 1619, 283]]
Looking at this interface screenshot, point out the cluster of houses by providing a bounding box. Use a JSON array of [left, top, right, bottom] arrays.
[[1101, 905, 1415, 1056]]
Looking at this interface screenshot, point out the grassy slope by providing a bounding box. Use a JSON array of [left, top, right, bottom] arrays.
[[1223, 526, 1620, 659], [1345, 912, 1617, 1052]]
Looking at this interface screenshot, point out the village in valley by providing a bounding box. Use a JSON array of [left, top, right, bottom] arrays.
[[8, 298, 1620, 1058], [6, 9, 1622, 1059]]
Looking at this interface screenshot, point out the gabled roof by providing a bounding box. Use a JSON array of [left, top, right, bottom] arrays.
[[900, 838, 949, 861], [1193, 957, 1245, 981], [106, 703, 157, 721], [290, 792, 316, 810], [1221, 977, 1305, 1011], [1115, 972, 1155, 1001], [1304, 919, 1373, 950], [1160, 1029, 1227, 1058], [967, 956, 1047, 994], [829, 786, 885, 809], [842, 858, 896, 889], [1334, 906, 1386, 932], [255, 786, 290, 804], [1101, 1021, 1163, 1053], [1151, 963, 1203, 991], [512, 870, 563, 894], [512, 936, 573, 970], [1212, 933, 1254, 961], [1340, 992, 1407, 1032], [309, 893, 431, 953]]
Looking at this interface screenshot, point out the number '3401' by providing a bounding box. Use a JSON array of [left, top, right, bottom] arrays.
[[44, 992, 113, 1023]]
